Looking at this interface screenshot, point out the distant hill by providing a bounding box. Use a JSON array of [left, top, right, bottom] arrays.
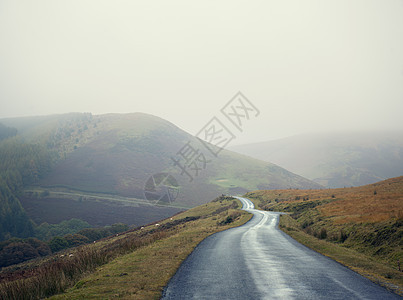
[[230, 132, 403, 188], [0, 123, 17, 141], [1, 113, 320, 227]]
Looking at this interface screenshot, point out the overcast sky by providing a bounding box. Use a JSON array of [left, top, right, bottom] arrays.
[[0, 0, 402, 144]]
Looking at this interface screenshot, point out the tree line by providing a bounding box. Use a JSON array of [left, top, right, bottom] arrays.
[[0, 222, 129, 268], [0, 135, 54, 241], [0, 119, 134, 269]]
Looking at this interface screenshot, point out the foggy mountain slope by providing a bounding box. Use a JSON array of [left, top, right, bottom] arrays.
[[2, 113, 321, 206], [230, 132, 403, 188]]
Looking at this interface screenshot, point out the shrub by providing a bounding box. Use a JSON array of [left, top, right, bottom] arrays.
[[64, 234, 90, 247], [319, 228, 327, 240], [0, 238, 51, 268], [77, 228, 110, 241], [0, 242, 38, 267], [218, 211, 241, 226], [109, 223, 129, 234], [219, 216, 234, 225], [48, 236, 69, 252], [339, 230, 348, 243]]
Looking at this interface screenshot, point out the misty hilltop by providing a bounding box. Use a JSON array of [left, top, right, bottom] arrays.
[[230, 132, 403, 188], [0, 112, 320, 229]]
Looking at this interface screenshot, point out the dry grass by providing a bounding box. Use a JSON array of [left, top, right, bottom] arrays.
[[320, 178, 403, 224], [247, 176, 403, 225], [279, 214, 403, 296], [0, 197, 251, 300], [246, 176, 403, 295]]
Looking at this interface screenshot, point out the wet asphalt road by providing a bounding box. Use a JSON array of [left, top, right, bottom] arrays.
[[162, 197, 400, 299]]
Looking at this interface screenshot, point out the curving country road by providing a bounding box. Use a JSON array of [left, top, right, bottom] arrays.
[[162, 197, 400, 299]]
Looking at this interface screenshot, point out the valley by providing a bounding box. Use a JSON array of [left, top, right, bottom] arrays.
[[20, 187, 185, 227], [0, 113, 401, 299], [0, 112, 320, 237], [1, 2, 402, 298]]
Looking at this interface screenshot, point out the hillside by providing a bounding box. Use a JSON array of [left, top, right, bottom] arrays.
[[230, 132, 403, 188], [0, 196, 251, 299], [246, 176, 403, 292], [0, 137, 53, 240], [1, 113, 320, 228]]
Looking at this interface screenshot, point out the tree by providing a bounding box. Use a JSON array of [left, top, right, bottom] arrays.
[[64, 234, 89, 247], [0, 138, 52, 241], [109, 223, 129, 234], [0, 242, 38, 267], [48, 236, 69, 252]]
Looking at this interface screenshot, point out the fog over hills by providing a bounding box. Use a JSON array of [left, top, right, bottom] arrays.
[[230, 132, 403, 188], [1, 113, 320, 228]]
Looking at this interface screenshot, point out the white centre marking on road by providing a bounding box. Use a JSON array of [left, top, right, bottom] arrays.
[[238, 199, 295, 299]]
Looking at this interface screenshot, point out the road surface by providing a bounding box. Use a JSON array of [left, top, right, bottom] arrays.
[[162, 197, 400, 299]]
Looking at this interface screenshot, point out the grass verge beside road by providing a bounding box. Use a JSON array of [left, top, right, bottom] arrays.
[[50, 196, 251, 299], [245, 178, 403, 297], [279, 214, 402, 296], [245, 181, 403, 297], [0, 196, 251, 300]]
